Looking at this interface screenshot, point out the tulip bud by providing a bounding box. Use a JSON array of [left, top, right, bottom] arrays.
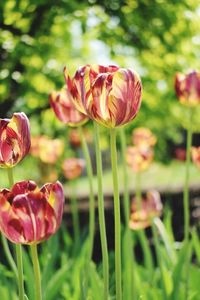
[[0, 181, 64, 244], [175, 71, 200, 106], [0, 112, 31, 168], [49, 88, 88, 126]]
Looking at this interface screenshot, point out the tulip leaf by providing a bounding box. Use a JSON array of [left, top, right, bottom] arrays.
[[171, 241, 192, 300], [44, 262, 72, 300], [191, 228, 200, 265]]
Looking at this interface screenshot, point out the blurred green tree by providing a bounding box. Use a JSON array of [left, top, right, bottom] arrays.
[[1, 0, 200, 160]]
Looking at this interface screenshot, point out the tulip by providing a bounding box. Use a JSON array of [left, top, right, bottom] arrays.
[[64, 64, 142, 128], [132, 127, 157, 148], [49, 88, 88, 126], [175, 70, 200, 106], [0, 180, 64, 244], [175, 71, 199, 241], [126, 145, 154, 173], [129, 190, 163, 230], [191, 147, 200, 169], [31, 135, 64, 164], [62, 158, 85, 180], [0, 112, 31, 168]]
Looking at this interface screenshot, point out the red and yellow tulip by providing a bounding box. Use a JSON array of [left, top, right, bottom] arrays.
[[49, 88, 88, 126], [31, 135, 64, 164], [64, 64, 142, 128], [126, 145, 154, 173], [0, 113, 30, 168], [129, 190, 162, 230], [132, 127, 157, 148], [175, 71, 200, 106], [0, 180, 64, 244], [62, 158, 85, 180]]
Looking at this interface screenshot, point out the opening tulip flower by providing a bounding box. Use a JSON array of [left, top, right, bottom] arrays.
[[0, 180, 64, 244], [129, 190, 163, 230], [0, 112, 31, 168], [64, 64, 142, 128], [175, 70, 200, 106], [49, 88, 88, 126]]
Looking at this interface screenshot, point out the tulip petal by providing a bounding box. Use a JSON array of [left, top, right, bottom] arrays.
[[49, 88, 88, 126]]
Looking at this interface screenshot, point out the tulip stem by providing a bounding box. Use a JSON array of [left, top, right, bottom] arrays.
[[110, 128, 122, 300], [119, 128, 135, 300], [152, 221, 167, 300], [184, 108, 193, 241], [16, 244, 25, 300], [1, 234, 18, 281], [7, 167, 14, 186], [30, 244, 42, 300], [119, 128, 129, 225], [94, 122, 109, 300], [78, 126, 95, 261], [7, 168, 25, 300], [135, 172, 142, 210], [70, 180, 80, 253]]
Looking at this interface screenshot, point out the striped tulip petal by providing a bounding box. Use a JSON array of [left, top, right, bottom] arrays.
[[0, 113, 31, 168], [0, 181, 64, 245], [49, 88, 88, 127]]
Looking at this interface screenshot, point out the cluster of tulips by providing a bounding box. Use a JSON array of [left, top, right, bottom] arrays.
[[0, 65, 200, 300]]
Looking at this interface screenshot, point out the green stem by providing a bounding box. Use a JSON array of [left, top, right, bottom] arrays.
[[135, 172, 142, 210], [119, 128, 134, 300], [110, 128, 122, 300], [183, 109, 193, 241], [16, 244, 25, 300], [78, 126, 95, 261], [119, 128, 129, 225], [70, 180, 80, 252], [30, 244, 42, 300], [152, 221, 167, 300], [7, 167, 14, 185], [7, 168, 25, 300], [94, 122, 109, 300], [1, 234, 18, 281]]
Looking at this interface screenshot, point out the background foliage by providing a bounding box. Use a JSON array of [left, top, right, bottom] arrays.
[[1, 0, 200, 160]]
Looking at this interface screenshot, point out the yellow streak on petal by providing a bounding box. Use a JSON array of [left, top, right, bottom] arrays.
[[48, 190, 55, 208]]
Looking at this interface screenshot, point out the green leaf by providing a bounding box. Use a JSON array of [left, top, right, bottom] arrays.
[[44, 262, 72, 300], [191, 228, 200, 264], [171, 241, 191, 300]]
